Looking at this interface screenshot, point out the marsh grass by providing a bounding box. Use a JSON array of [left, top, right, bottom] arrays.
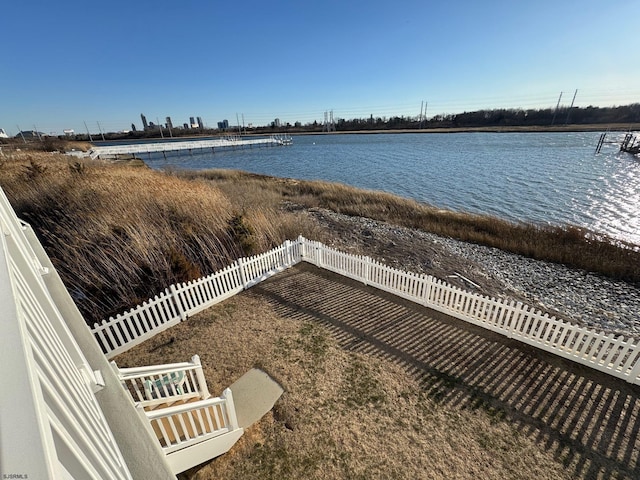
[[1, 150, 638, 324], [0, 152, 327, 323], [183, 169, 640, 284]]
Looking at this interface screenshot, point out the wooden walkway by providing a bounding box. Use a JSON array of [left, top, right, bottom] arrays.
[[249, 263, 640, 480], [89, 136, 292, 159]]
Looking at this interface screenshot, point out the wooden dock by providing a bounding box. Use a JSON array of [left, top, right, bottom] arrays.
[[89, 135, 292, 160], [620, 132, 640, 155], [595, 131, 640, 155]]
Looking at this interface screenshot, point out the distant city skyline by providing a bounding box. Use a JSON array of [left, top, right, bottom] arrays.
[[1, 0, 639, 135]]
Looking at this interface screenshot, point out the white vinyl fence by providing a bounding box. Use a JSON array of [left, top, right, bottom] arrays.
[[93, 236, 640, 385], [92, 240, 299, 358]]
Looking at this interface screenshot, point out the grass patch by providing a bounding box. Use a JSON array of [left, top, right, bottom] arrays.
[[113, 293, 582, 480]]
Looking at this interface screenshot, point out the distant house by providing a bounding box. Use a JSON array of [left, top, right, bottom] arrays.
[[16, 130, 45, 139], [0, 128, 8, 138]]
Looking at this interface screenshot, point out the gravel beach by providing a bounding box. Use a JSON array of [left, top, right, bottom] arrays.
[[307, 208, 640, 339]]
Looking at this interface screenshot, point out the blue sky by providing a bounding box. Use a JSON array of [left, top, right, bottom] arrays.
[[1, 0, 639, 135]]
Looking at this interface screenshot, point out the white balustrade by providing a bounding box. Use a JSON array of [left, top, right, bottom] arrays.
[[1, 189, 133, 479]]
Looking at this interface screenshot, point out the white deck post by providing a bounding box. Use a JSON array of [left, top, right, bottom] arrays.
[[191, 355, 211, 399], [222, 388, 240, 430]]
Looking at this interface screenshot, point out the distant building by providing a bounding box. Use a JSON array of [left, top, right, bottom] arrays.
[[15, 131, 45, 139], [165, 116, 173, 130], [272, 118, 281, 128], [63, 129, 75, 136], [0, 128, 8, 138], [131, 123, 137, 132], [140, 113, 148, 130], [217, 119, 229, 130], [197, 117, 204, 129], [189, 117, 197, 128], [183, 123, 189, 129]]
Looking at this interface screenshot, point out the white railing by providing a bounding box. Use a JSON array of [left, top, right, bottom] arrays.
[[114, 356, 242, 474], [89, 137, 286, 159], [94, 236, 640, 385], [171, 263, 243, 319], [0, 189, 133, 479], [143, 389, 239, 455], [93, 289, 181, 358], [93, 240, 301, 358], [115, 355, 211, 409]]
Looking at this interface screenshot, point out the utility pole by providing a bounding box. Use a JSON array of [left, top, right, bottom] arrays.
[[83, 121, 94, 142], [419, 101, 424, 129], [96, 122, 106, 141], [551, 91, 563, 125], [565, 89, 578, 125], [33, 125, 43, 142], [423, 101, 428, 128], [16, 125, 26, 144], [156, 118, 164, 139]]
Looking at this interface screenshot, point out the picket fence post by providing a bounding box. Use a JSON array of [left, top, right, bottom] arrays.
[[363, 256, 371, 286], [507, 302, 524, 339], [627, 350, 640, 384], [317, 242, 324, 269], [285, 240, 292, 266], [238, 257, 248, 289], [169, 284, 187, 321]]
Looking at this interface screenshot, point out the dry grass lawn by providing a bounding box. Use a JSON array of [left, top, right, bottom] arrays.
[[114, 265, 640, 480]]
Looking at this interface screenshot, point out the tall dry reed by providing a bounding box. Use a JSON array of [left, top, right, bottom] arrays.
[[1, 153, 241, 322], [2, 151, 638, 325]]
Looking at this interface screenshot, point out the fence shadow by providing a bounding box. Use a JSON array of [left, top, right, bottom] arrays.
[[250, 263, 640, 480]]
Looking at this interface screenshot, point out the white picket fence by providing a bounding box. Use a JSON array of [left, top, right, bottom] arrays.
[[92, 240, 299, 358], [92, 236, 640, 385]]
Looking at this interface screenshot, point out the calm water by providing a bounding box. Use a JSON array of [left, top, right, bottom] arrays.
[[134, 132, 640, 246]]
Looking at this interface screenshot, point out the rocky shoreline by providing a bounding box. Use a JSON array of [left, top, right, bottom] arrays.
[[307, 208, 640, 339]]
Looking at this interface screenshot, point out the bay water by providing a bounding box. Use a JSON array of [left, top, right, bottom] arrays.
[[131, 132, 640, 246]]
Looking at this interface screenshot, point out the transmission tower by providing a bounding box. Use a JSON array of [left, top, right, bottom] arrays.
[[323, 110, 336, 132], [565, 89, 578, 125], [551, 91, 563, 125]]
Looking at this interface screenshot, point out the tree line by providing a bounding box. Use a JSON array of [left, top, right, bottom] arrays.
[[7, 103, 637, 144], [245, 103, 640, 134]]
